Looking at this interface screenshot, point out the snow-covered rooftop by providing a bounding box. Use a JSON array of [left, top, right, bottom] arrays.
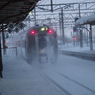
[[76, 13, 95, 25]]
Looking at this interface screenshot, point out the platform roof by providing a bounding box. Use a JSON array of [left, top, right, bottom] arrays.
[[75, 13, 95, 26], [0, 0, 39, 24]]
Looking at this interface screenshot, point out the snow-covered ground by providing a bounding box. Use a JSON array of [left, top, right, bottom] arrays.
[[0, 56, 64, 95], [0, 43, 95, 95], [0, 37, 95, 95]]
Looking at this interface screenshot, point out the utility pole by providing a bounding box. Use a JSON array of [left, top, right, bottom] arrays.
[[61, 8, 65, 45], [79, 3, 83, 48], [51, 0, 53, 12], [89, 24, 93, 50], [59, 13, 62, 38]]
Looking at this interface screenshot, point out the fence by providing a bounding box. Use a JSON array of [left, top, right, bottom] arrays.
[[2, 47, 18, 56]]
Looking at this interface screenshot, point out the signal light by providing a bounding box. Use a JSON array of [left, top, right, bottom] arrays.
[[73, 27, 77, 32], [48, 29, 54, 34], [73, 37, 77, 40], [30, 30, 37, 35]]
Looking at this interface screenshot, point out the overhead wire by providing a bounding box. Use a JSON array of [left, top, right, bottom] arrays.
[[34, 0, 95, 26]]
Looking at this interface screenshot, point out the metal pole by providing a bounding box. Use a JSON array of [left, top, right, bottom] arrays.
[[59, 13, 62, 39], [86, 25, 89, 46], [89, 24, 93, 50], [51, 0, 53, 12], [80, 30, 83, 48], [2, 24, 6, 55], [0, 32, 3, 78], [34, 8, 36, 25], [61, 8, 65, 45], [79, 4, 83, 48], [79, 4, 81, 18]]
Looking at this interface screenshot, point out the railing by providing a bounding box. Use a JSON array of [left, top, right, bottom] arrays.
[[2, 47, 18, 56]]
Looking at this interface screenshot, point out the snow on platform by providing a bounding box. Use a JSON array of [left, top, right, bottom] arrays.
[[0, 55, 63, 95]]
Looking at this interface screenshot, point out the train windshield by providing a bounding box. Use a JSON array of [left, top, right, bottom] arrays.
[[30, 26, 54, 35], [34, 26, 49, 33]]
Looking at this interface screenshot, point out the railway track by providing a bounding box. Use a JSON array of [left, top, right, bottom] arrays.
[[40, 68, 95, 95]]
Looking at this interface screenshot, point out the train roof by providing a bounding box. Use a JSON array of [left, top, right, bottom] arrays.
[[29, 24, 53, 30]]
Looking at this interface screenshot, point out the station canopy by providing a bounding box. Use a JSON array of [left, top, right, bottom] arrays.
[[0, 0, 39, 24], [76, 13, 95, 26]]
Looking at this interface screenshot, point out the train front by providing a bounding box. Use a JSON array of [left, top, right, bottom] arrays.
[[25, 25, 58, 64]]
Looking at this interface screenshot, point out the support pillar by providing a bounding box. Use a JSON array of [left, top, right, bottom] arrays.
[[0, 32, 3, 78], [89, 24, 93, 51], [2, 25, 6, 55], [80, 29, 83, 48]]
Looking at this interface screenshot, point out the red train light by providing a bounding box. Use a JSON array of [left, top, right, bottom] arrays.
[[48, 29, 54, 34], [30, 30, 37, 35]]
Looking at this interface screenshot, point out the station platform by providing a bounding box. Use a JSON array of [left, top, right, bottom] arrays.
[[0, 55, 63, 95], [0, 43, 95, 95]]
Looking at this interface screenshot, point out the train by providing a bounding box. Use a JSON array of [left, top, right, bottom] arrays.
[[7, 24, 58, 64]]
